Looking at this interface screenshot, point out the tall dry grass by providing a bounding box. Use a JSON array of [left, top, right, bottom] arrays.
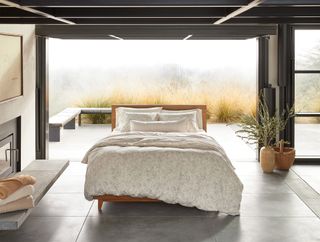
[[295, 97, 320, 124], [76, 83, 256, 124], [78, 98, 112, 124]]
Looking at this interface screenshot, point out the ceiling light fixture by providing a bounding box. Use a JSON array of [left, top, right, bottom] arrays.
[[213, 0, 264, 25], [109, 34, 124, 40], [183, 34, 193, 40]]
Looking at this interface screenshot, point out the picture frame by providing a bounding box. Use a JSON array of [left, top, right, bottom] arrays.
[[0, 33, 23, 103]]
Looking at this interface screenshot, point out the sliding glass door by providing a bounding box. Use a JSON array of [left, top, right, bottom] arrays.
[[294, 29, 320, 158]]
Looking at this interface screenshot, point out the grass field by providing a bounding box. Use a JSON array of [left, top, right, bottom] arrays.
[[77, 84, 256, 124]]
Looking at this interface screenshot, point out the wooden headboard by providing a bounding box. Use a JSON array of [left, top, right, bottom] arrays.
[[111, 104, 207, 131]]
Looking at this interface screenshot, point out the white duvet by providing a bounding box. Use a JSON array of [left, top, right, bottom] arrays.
[[82, 131, 243, 215]]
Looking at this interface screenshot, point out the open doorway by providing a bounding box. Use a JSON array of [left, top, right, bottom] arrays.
[[47, 38, 257, 162]]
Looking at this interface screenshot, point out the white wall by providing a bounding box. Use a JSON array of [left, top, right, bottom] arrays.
[[0, 25, 36, 169]]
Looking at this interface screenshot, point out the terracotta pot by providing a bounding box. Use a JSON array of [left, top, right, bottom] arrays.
[[260, 146, 275, 173], [274, 140, 295, 170]]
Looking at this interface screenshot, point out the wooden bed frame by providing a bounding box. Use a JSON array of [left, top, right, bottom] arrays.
[[94, 104, 207, 210]]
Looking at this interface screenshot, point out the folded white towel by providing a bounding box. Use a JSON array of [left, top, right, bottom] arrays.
[[0, 185, 34, 206], [0, 195, 34, 214]]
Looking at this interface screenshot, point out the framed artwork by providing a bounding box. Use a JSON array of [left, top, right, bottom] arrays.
[[0, 33, 23, 103]]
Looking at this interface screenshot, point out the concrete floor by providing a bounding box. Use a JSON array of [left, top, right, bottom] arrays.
[[295, 124, 320, 157], [292, 165, 320, 195], [1, 124, 319, 242]]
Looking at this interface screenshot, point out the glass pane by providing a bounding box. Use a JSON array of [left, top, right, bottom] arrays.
[[0, 143, 11, 175], [295, 117, 320, 157], [295, 73, 320, 113], [295, 30, 320, 70]]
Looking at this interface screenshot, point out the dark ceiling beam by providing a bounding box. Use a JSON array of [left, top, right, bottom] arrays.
[[262, 0, 320, 6], [0, 17, 59, 24], [0, 7, 37, 16], [0, 17, 216, 24], [35, 24, 277, 39], [2, 17, 320, 25], [1, 16, 320, 25], [242, 6, 320, 17], [6, 0, 249, 7], [0, 7, 234, 18], [68, 17, 320, 24], [0, 0, 75, 24], [65, 18, 219, 24], [226, 17, 320, 24]]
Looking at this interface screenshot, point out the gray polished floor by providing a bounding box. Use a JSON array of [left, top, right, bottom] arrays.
[[1, 162, 319, 242], [292, 165, 320, 194], [1, 125, 319, 242]]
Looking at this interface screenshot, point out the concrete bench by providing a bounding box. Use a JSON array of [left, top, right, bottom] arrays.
[[49, 107, 112, 141], [0, 159, 69, 230], [49, 108, 81, 142], [78, 107, 111, 126]]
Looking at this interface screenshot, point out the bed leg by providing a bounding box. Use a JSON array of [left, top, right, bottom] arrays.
[[98, 199, 103, 211]]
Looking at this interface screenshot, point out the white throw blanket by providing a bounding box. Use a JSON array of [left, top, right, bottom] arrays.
[[0, 184, 34, 206], [82, 132, 243, 215], [0, 195, 34, 214]]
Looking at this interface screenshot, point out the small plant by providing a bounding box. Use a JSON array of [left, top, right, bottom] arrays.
[[236, 96, 295, 148]]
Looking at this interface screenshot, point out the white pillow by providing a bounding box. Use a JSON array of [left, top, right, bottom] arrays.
[[116, 107, 162, 128], [159, 111, 199, 131], [117, 112, 158, 132], [160, 109, 203, 129], [130, 118, 194, 133]]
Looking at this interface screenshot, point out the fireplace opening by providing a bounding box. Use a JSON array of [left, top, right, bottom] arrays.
[[0, 117, 21, 178]]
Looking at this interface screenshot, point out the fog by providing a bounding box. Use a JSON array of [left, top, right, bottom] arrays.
[[49, 39, 257, 116]]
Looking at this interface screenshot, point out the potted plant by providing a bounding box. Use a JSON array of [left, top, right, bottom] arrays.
[[274, 139, 296, 170], [236, 96, 295, 173]]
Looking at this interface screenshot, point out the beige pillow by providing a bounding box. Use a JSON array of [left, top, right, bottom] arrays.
[[116, 107, 162, 128], [117, 112, 158, 132], [160, 109, 203, 129], [130, 118, 193, 132], [159, 111, 199, 131]]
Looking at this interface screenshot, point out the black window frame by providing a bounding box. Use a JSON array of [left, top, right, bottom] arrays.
[[293, 25, 320, 162]]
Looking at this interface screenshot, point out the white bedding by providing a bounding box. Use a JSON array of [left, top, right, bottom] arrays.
[[82, 131, 243, 215]]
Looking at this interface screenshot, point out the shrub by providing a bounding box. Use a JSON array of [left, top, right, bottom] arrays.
[[78, 97, 111, 124], [213, 98, 242, 123]]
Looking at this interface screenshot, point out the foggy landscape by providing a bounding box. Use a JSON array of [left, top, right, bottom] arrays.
[[49, 39, 257, 123]]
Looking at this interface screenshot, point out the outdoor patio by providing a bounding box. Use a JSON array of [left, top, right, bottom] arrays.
[[49, 122, 320, 163], [49, 123, 257, 163], [295, 123, 320, 157]]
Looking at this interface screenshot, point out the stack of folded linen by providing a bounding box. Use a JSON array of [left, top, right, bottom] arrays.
[[0, 175, 36, 214]]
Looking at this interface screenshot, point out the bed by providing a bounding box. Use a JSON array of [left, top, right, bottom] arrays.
[[82, 105, 243, 215]]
